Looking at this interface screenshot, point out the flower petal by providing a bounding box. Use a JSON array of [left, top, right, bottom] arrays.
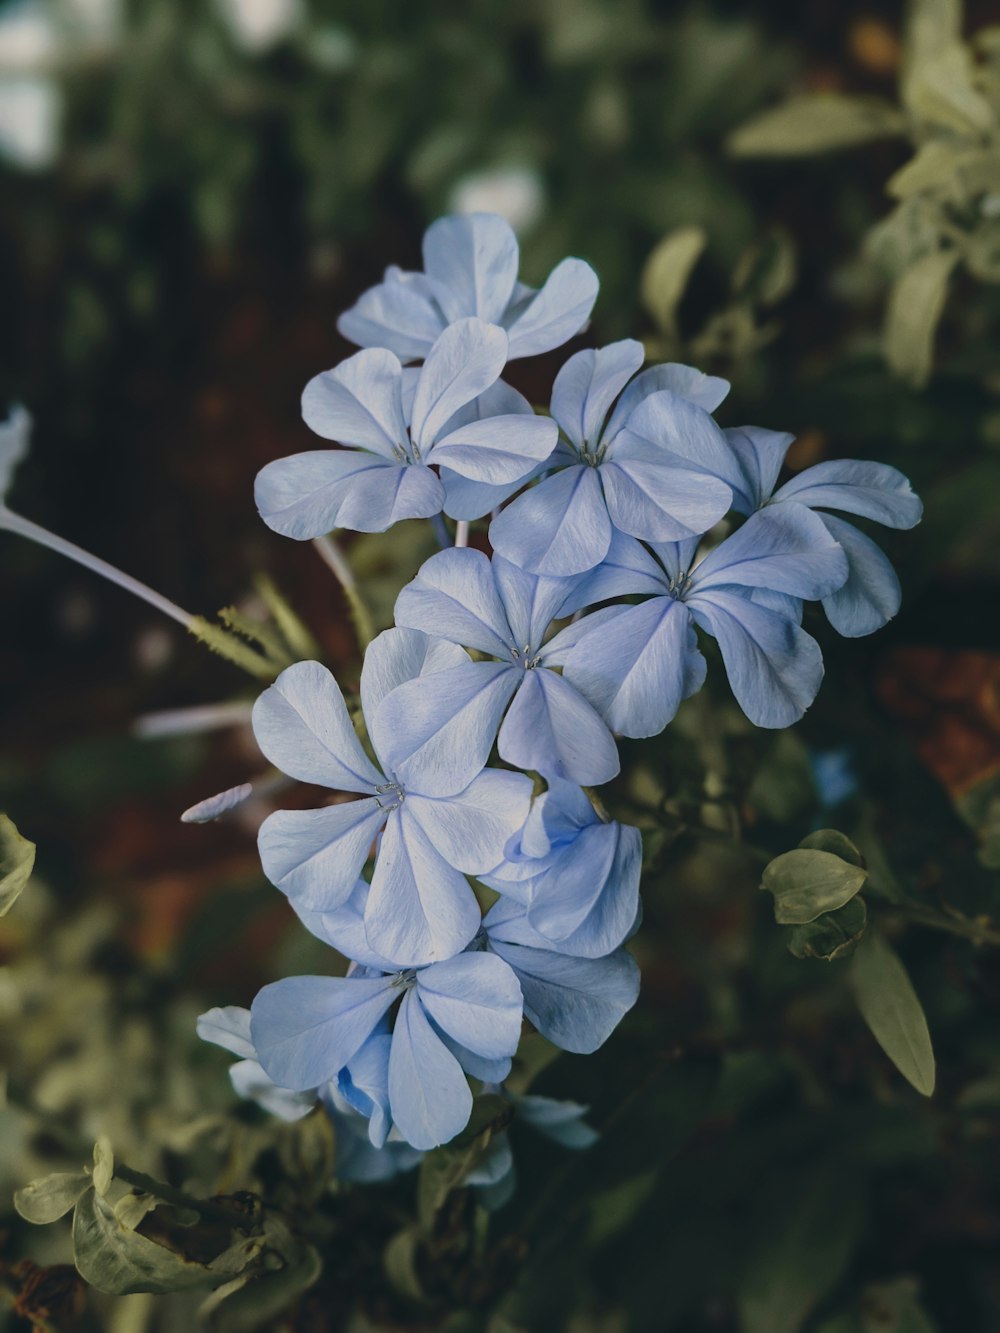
[[294, 878, 399, 971], [773, 459, 923, 529], [255, 452, 444, 538], [816, 512, 902, 637], [251, 974, 397, 1091], [372, 659, 520, 797], [689, 589, 824, 728], [337, 266, 446, 361], [258, 800, 385, 910], [364, 806, 482, 966], [407, 768, 533, 874], [417, 952, 523, 1058], [599, 445, 732, 543], [422, 213, 520, 324], [614, 389, 743, 490], [252, 660, 384, 791], [724, 425, 794, 512], [489, 463, 613, 576], [229, 1060, 317, 1121], [388, 989, 472, 1150], [517, 1095, 598, 1148], [553, 530, 669, 616], [493, 554, 584, 653], [361, 627, 469, 770], [301, 348, 407, 457], [427, 412, 558, 484], [498, 668, 620, 785], [690, 506, 848, 601], [605, 363, 730, 441], [527, 819, 642, 957], [339, 1033, 394, 1147], [393, 547, 515, 658], [504, 257, 599, 359], [550, 340, 645, 452], [197, 1006, 256, 1060], [410, 319, 508, 452], [561, 596, 705, 738]]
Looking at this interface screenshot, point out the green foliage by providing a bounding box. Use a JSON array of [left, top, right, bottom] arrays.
[[728, 94, 905, 156], [849, 932, 937, 1097], [0, 812, 35, 916], [762, 848, 868, 924]]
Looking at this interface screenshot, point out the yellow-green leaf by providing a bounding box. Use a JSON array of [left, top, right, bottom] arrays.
[[762, 849, 868, 924], [14, 1171, 90, 1224], [0, 813, 35, 915], [640, 226, 706, 336], [728, 95, 905, 157], [884, 248, 959, 387], [92, 1137, 114, 1197], [849, 932, 936, 1096]]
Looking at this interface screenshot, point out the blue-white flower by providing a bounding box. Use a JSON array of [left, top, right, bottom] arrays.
[[481, 780, 642, 959], [252, 627, 533, 965], [557, 507, 850, 734], [388, 547, 622, 786], [489, 340, 735, 576], [465, 1092, 598, 1210], [0, 404, 29, 501], [726, 426, 922, 636], [481, 897, 641, 1055], [196, 1005, 317, 1122], [250, 889, 524, 1151], [337, 212, 598, 363], [255, 317, 557, 539]]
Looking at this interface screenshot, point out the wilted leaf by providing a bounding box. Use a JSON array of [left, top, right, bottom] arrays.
[[0, 813, 35, 915], [787, 897, 868, 961], [849, 932, 936, 1096], [884, 248, 959, 387], [114, 1193, 158, 1232], [640, 226, 706, 336], [72, 1188, 234, 1296], [762, 849, 868, 924], [728, 95, 904, 156], [92, 1137, 114, 1197], [14, 1171, 90, 1224]]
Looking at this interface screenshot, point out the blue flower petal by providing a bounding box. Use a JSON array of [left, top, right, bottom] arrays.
[[364, 806, 482, 966], [504, 257, 599, 359], [527, 819, 643, 958], [251, 974, 397, 1091], [498, 668, 620, 785], [410, 319, 508, 453], [257, 800, 385, 911], [422, 213, 520, 324], [229, 1060, 317, 1121], [360, 626, 469, 737], [816, 512, 902, 637], [550, 340, 645, 452], [293, 877, 399, 971], [300, 348, 408, 458], [394, 548, 515, 658], [428, 413, 558, 485], [561, 596, 705, 738], [690, 506, 848, 602], [724, 425, 794, 512], [518, 1095, 598, 1148], [773, 459, 923, 529], [389, 988, 473, 1149], [416, 952, 523, 1059], [407, 768, 533, 874], [252, 660, 384, 792], [615, 389, 743, 492], [337, 266, 446, 361], [553, 530, 669, 616], [489, 463, 612, 576], [339, 1032, 394, 1148], [196, 1006, 256, 1060], [605, 364, 730, 441], [689, 589, 825, 728], [599, 442, 732, 543], [492, 554, 584, 654]]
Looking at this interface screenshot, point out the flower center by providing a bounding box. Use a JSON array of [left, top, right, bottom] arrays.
[[375, 780, 406, 810], [510, 644, 541, 670], [391, 969, 417, 990], [667, 571, 691, 600]]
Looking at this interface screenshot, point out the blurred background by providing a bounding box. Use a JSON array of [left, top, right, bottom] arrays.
[[1, 0, 1000, 1329]]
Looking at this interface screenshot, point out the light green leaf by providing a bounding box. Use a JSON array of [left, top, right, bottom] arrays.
[[114, 1193, 157, 1232], [0, 813, 35, 916], [199, 1243, 321, 1331], [884, 248, 959, 387], [849, 932, 936, 1096], [964, 221, 1000, 284], [728, 95, 905, 157], [798, 828, 865, 867], [902, 42, 995, 133], [732, 228, 797, 307], [762, 849, 868, 924], [788, 897, 868, 962], [14, 1170, 90, 1224], [72, 1188, 229, 1295], [886, 141, 965, 200], [92, 1137, 114, 1197], [640, 226, 706, 336]]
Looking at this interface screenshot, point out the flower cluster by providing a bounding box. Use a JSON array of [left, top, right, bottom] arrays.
[[200, 212, 920, 1156]]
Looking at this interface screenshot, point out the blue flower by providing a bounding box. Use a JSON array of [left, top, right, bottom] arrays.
[[480, 779, 642, 958], [481, 897, 641, 1055], [556, 507, 849, 733], [250, 897, 525, 1151], [337, 212, 599, 363], [387, 547, 622, 785], [726, 426, 923, 636], [252, 627, 533, 965], [255, 317, 557, 539], [196, 1006, 317, 1122], [489, 340, 735, 576], [0, 405, 29, 503]]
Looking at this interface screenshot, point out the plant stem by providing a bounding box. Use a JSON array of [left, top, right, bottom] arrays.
[[878, 902, 1000, 948], [1, 506, 192, 628], [454, 520, 469, 548], [114, 1165, 258, 1231], [312, 533, 374, 650]]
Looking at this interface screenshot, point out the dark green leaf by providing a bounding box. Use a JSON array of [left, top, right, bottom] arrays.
[[762, 849, 868, 924], [788, 897, 868, 961], [849, 932, 936, 1096], [798, 829, 866, 868], [640, 226, 706, 336]]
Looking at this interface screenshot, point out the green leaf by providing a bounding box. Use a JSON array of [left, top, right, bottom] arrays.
[[886, 141, 964, 200], [964, 221, 1000, 285], [788, 897, 868, 961], [860, 1276, 939, 1333], [902, 42, 995, 133], [416, 1094, 512, 1228], [798, 828, 866, 868], [728, 95, 904, 157], [732, 228, 797, 307], [849, 932, 936, 1096], [762, 849, 868, 924], [72, 1188, 233, 1295], [200, 1244, 322, 1331], [640, 226, 706, 336], [383, 1228, 428, 1304], [884, 248, 959, 388], [0, 813, 35, 916], [14, 1170, 90, 1224], [92, 1137, 114, 1197]]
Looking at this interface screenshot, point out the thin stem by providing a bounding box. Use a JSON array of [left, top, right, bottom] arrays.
[[114, 1164, 258, 1231], [431, 513, 452, 549], [1, 506, 192, 628], [454, 520, 470, 548], [878, 902, 1000, 949], [133, 700, 253, 739], [313, 533, 374, 650]]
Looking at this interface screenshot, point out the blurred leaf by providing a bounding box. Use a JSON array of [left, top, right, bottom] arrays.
[[640, 226, 706, 336], [902, 42, 994, 133], [964, 221, 1000, 284], [798, 829, 866, 867], [738, 1163, 864, 1333], [762, 849, 868, 924], [14, 1170, 91, 1224], [849, 932, 936, 1096], [728, 95, 904, 156], [860, 1276, 938, 1332], [732, 228, 797, 306], [417, 1095, 512, 1228], [886, 142, 963, 199], [115, 1193, 158, 1232], [92, 1137, 114, 1197], [884, 248, 959, 387], [200, 1244, 322, 1332], [0, 813, 34, 916], [384, 1227, 428, 1305], [787, 897, 868, 961]]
